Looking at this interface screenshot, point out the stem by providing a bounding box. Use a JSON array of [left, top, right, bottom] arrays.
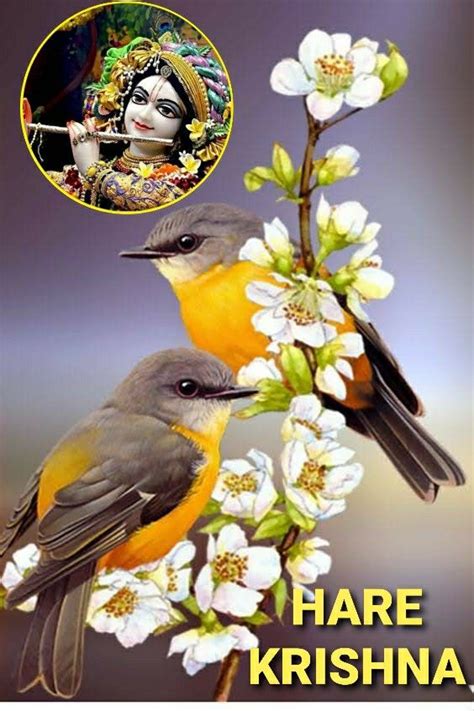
[[320, 106, 362, 131], [213, 649, 242, 702], [298, 103, 322, 274], [211, 524, 300, 702]]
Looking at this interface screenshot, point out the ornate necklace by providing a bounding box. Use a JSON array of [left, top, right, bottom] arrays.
[[118, 148, 172, 169]]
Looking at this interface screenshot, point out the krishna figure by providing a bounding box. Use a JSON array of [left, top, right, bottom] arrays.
[[47, 34, 231, 210]]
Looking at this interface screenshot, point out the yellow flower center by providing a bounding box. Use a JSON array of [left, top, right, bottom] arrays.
[[212, 552, 248, 582], [165, 565, 179, 593], [294, 417, 322, 437], [315, 54, 354, 95], [283, 303, 315, 326], [223, 472, 258, 497], [103, 587, 138, 618], [297, 460, 326, 496]]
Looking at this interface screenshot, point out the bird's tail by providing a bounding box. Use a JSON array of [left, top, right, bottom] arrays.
[[357, 376, 465, 502], [16, 562, 95, 698]]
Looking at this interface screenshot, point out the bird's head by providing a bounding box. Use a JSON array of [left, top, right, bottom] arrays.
[[108, 347, 257, 437], [120, 203, 264, 285]]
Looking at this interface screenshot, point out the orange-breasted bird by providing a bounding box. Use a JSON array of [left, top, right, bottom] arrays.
[[1, 348, 256, 698], [121, 202, 465, 502]]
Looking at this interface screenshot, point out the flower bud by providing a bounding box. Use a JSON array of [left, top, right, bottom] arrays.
[[316, 145, 360, 186], [378, 41, 409, 98]]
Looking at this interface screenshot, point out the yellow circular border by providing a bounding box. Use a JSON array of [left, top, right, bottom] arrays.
[[19, 0, 234, 216]]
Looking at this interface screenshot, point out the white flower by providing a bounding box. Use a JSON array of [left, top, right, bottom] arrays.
[[317, 194, 381, 246], [270, 29, 384, 121], [169, 624, 258, 676], [345, 241, 395, 320], [281, 393, 345, 444], [317, 145, 360, 185], [179, 151, 201, 175], [88, 568, 174, 647], [239, 217, 293, 269], [282, 439, 363, 520], [286, 537, 332, 586], [247, 274, 343, 348], [237, 356, 282, 386], [1, 543, 40, 612], [133, 540, 196, 603], [195, 523, 281, 617], [315, 328, 365, 400], [213, 449, 278, 522]]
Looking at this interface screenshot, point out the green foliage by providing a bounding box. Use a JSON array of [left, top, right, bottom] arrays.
[[181, 596, 201, 616], [280, 345, 314, 395], [242, 610, 273, 626], [243, 143, 303, 204], [244, 166, 277, 192], [285, 498, 316, 532], [198, 514, 236, 534], [235, 379, 293, 419], [253, 510, 292, 540], [201, 499, 221, 517], [271, 578, 288, 620]]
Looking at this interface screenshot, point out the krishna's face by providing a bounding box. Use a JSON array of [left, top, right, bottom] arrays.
[[124, 75, 186, 153]]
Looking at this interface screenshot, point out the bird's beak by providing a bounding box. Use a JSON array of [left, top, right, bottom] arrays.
[[119, 246, 170, 259], [204, 386, 259, 400]]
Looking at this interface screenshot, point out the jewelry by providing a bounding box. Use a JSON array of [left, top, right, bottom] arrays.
[[118, 148, 172, 169]]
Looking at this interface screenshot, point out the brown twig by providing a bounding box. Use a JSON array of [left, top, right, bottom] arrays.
[[211, 525, 300, 702], [321, 106, 362, 131], [298, 103, 323, 274]]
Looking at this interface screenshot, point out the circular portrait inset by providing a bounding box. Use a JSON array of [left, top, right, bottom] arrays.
[[22, 2, 233, 213]]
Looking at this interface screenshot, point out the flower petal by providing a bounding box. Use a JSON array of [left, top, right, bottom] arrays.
[[316, 364, 347, 400], [270, 58, 314, 95], [246, 281, 284, 306], [213, 582, 263, 617], [216, 523, 248, 553], [306, 91, 344, 121], [345, 74, 384, 108], [316, 194, 331, 231], [298, 29, 333, 77], [331, 33, 352, 56], [239, 238, 273, 267], [241, 547, 281, 589], [347, 46, 377, 76], [195, 564, 214, 613]]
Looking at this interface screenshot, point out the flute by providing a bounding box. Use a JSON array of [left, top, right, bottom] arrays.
[[26, 123, 174, 145]]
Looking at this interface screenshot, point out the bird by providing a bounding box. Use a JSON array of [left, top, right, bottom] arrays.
[[120, 202, 465, 503], [1, 347, 256, 698]]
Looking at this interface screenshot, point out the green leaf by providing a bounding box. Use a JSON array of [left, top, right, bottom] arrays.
[[198, 514, 235, 534], [253, 511, 292, 540], [280, 345, 314, 394], [271, 578, 288, 620], [0, 586, 6, 610], [202, 499, 221, 516], [243, 166, 276, 192], [181, 596, 200, 616], [242, 610, 272, 626], [272, 143, 296, 191], [285, 498, 316, 532]]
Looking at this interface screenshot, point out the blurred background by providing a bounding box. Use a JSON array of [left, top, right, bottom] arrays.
[[0, 0, 472, 702]]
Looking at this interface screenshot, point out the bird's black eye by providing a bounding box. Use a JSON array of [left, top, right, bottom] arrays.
[[177, 234, 199, 253], [176, 379, 200, 398]]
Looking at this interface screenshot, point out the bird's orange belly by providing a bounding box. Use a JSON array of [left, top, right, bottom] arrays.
[[98, 458, 218, 570]]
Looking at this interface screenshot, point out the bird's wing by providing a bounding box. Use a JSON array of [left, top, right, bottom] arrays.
[[354, 317, 424, 416], [0, 468, 41, 556], [6, 410, 202, 608]]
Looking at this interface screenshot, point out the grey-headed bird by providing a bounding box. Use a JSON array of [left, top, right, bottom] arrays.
[[1, 347, 256, 698], [121, 203, 465, 502]]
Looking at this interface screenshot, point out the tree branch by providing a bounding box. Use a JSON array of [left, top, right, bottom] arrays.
[[211, 524, 300, 702], [298, 103, 323, 274], [320, 106, 362, 131]]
